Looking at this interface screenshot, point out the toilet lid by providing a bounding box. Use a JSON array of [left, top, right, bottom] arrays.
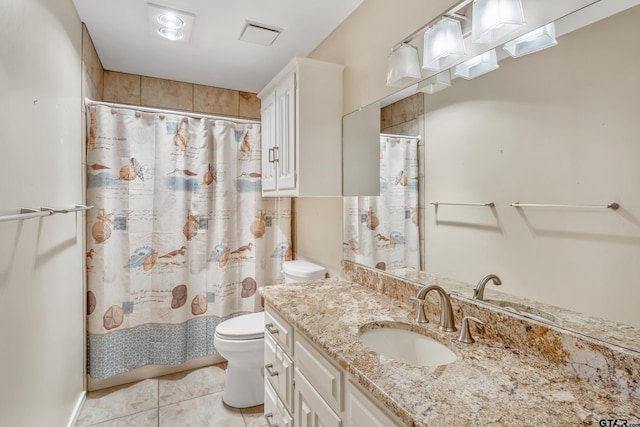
[[215, 312, 265, 340]]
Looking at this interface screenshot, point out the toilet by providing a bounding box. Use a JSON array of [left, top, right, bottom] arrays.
[[214, 259, 326, 408]]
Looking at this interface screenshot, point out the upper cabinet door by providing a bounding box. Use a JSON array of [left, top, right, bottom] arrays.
[[258, 57, 344, 197], [260, 90, 277, 193], [275, 72, 296, 192]]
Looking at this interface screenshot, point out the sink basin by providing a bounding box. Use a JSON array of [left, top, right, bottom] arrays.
[[484, 299, 557, 323], [358, 323, 456, 367]]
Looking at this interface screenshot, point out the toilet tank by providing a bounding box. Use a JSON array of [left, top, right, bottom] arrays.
[[282, 260, 326, 284]]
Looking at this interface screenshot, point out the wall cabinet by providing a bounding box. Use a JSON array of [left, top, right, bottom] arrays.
[[264, 304, 404, 427], [258, 57, 344, 197]]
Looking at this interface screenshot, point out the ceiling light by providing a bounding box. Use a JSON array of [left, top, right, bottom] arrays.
[[453, 49, 499, 80], [471, 0, 525, 44], [386, 43, 422, 88], [422, 17, 466, 71], [503, 22, 558, 57], [148, 4, 195, 43], [158, 27, 183, 41], [157, 13, 184, 29], [417, 71, 452, 94], [239, 21, 282, 46]]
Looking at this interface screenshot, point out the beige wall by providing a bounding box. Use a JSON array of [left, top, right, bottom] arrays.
[[305, 0, 639, 327], [298, 0, 457, 275], [0, 0, 85, 426], [309, 0, 456, 114], [423, 8, 640, 327]]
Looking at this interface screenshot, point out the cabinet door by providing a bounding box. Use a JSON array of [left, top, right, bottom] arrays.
[[261, 90, 277, 193], [346, 380, 402, 427], [295, 369, 342, 427], [275, 71, 296, 192]]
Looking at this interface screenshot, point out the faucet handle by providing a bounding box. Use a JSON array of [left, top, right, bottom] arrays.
[[409, 297, 428, 323], [458, 316, 485, 344]]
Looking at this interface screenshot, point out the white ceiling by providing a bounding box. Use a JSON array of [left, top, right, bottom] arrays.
[[72, 0, 363, 93]]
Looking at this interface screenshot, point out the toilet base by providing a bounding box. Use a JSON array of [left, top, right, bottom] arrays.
[[223, 363, 264, 408]]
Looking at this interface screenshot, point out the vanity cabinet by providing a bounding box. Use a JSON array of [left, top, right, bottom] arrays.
[[264, 304, 404, 427], [257, 57, 344, 197]]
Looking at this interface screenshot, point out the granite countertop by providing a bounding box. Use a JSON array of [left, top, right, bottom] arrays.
[[261, 279, 640, 426]]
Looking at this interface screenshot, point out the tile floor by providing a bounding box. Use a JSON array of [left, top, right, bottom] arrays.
[[75, 364, 267, 427]]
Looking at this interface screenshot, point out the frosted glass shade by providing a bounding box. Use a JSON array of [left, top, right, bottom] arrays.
[[454, 49, 499, 80], [472, 0, 525, 44], [417, 71, 452, 94], [422, 18, 466, 71], [503, 23, 558, 57], [386, 43, 422, 88]]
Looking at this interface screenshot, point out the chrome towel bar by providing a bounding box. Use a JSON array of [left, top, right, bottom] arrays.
[[0, 204, 93, 223], [510, 202, 619, 210], [431, 202, 495, 207]]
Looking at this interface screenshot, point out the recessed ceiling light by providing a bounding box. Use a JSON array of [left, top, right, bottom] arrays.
[[148, 3, 195, 43], [158, 13, 184, 29], [158, 27, 183, 41]]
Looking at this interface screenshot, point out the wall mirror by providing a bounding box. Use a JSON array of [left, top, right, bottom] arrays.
[[342, 0, 640, 354]]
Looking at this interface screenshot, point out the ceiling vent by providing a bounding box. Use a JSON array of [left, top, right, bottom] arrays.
[[239, 21, 282, 46]]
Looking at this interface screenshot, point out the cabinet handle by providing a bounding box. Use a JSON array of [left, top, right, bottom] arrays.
[[273, 146, 279, 162], [265, 363, 279, 376], [265, 323, 279, 335], [268, 148, 274, 163], [264, 413, 279, 427]]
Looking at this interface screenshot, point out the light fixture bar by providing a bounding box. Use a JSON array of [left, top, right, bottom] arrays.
[[392, 0, 473, 50]]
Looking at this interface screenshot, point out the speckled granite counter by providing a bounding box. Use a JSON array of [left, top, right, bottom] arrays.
[[261, 279, 640, 426]]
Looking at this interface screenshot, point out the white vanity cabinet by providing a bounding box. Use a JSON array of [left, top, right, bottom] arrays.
[[264, 304, 405, 427], [257, 57, 344, 197]]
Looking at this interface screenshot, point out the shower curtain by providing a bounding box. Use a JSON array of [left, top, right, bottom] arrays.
[[85, 104, 291, 380], [343, 135, 420, 271]]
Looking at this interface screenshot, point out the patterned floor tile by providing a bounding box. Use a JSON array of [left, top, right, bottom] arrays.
[[81, 408, 158, 427], [76, 379, 158, 426], [159, 365, 226, 407], [159, 392, 245, 427]]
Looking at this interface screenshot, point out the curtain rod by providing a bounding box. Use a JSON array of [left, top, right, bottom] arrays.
[[381, 133, 421, 141], [84, 98, 261, 125]]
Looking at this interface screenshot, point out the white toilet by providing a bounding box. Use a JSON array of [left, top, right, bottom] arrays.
[[214, 259, 326, 408]]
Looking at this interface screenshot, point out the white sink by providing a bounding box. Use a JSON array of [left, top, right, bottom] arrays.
[[359, 323, 457, 367]]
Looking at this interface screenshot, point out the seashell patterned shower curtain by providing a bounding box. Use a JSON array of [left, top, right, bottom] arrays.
[[343, 136, 420, 272], [86, 105, 291, 380]]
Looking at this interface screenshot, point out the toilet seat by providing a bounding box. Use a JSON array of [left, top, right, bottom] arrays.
[[215, 312, 264, 340]]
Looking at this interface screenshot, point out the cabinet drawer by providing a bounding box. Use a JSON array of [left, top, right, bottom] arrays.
[[346, 380, 404, 427], [265, 305, 294, 355], [265, 380, 293, 427], [295, 333, 343, 413], [264, 331, 294, 411], [295, 369, 341, 427]]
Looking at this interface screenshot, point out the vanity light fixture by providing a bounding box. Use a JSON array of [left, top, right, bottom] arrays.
[[453, 49, 499, 80], [422, 17, 466, 71], [471, 0, 525, 44], [386, 43, 422, 88], [417, 70, 452, 94], [148, 4, 195, 42], [503, 22, 558, 57]]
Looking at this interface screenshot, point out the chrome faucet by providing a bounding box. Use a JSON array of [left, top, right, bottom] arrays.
[[473, 274, 502, 301], [411, 285, 456, 332]]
